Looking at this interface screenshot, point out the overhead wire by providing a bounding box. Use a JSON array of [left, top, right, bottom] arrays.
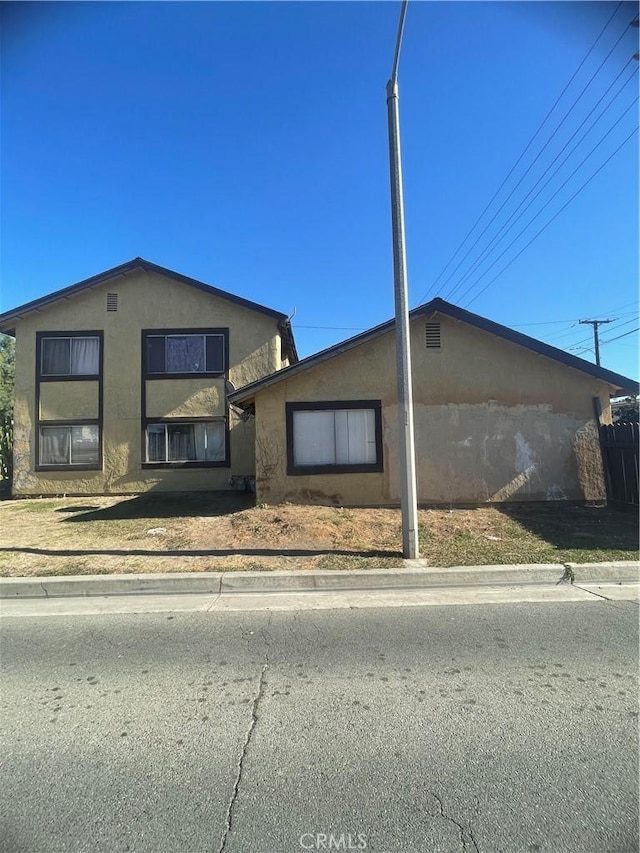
[[461, 125, 639, 308], [416, 0, 626, 306], [442, 62, 638, 302]]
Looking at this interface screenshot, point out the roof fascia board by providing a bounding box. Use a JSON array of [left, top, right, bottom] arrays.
[[229, 297, 638, 402], [0, 258, 289, 329]]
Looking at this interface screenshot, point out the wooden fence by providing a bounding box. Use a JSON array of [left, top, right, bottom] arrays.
[[599, 422, 639, 507]]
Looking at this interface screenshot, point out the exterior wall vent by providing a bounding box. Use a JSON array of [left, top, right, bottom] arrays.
[[106, 293, 118, 312], [425, 322, 441, 349]]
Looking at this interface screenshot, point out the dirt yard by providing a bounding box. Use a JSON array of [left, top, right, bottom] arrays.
[[0, 493, 637, 577]]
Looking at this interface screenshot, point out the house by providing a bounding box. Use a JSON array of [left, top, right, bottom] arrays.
[[0, 259, 297, 496], [228, 298, 639, 506]]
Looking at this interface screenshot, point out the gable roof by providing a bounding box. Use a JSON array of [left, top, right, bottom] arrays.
[[229, 297, 638, 401], [0, 257, 298, 363]]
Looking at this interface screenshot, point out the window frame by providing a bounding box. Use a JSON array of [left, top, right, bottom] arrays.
[[142, 328, 228, 379], [36, 331, 103, 382], [36, 420, 102, 471], [141, 417, 230, 469], [286, 400, 383, 476]]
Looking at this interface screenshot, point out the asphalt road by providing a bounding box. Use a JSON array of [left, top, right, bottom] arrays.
[[1, 597, 638, 853]]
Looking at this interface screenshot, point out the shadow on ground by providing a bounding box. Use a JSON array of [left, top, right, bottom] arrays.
[[0, 546, 398, 559], [61, 491, 254, 522], [497, 503, 639, 554]]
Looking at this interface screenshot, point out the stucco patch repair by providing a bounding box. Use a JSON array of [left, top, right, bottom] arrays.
[[514, 431, 537, 474]]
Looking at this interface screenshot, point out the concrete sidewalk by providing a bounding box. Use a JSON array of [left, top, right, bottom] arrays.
[[0, 560, 637, 599]]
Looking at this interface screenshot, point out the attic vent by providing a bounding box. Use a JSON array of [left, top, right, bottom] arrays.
[[425, 322, 441, 349], [106, 293, 118, 312]]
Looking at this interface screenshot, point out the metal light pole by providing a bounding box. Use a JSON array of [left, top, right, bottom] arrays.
[[387, 0, 419, 559]]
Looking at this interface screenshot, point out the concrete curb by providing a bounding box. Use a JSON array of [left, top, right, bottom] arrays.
[[0, 561, 637, 599]]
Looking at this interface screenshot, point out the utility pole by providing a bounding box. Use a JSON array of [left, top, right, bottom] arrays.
[[578, 319, 613, 366], [387, 0, 419, 559]]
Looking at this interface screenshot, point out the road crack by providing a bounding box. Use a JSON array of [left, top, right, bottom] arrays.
[[429, 791, 480, 853], [217, 662, 268, 853]]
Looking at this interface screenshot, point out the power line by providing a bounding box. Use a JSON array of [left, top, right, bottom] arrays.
[[461, 125, 639, 309], [541, 303, 639, 343], [417, 0, 626, 305], [457, 102, 638, 306], [600, 327, 640, 344], [442, 62, 638, 302], [568, 315, 640, 349]]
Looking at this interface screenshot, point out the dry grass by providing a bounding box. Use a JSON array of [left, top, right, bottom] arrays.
[[0, 492, 637, 577]]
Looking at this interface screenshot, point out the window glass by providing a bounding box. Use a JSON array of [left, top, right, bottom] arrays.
[[166, 336, 205, 373], [40, 427, 70, 465], [145, 422, 226, 463], [205, 336, 225, 373], [39, 424, 99, 465], [204, 423, 226, 461], [167, 424, 197, 460], [293, 409, 377, 468], [41, 336, 99, 376], [41, 339, 70, 376], [146, 334, 225, 374], [293, 411, 335, 466], [146, 424, 166, 462], [70, 425, 99, 464], [70, 338, 99, 374], [147, 338, 166, 374]]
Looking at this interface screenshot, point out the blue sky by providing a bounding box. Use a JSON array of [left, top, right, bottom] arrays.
[[1, 1, 638, 379]]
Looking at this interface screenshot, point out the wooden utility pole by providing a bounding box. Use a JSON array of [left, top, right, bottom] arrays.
[[578, 319, 613, 366]]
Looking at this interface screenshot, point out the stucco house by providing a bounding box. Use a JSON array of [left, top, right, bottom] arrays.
[[228, 298, 638, 507], [0, 258, 297, 496]]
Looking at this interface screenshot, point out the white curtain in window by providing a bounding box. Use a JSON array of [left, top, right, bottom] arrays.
[[71, 338, 99, 374], [335, 409, 375, 464], [40, 427, 70, 464], [293, 411, 336, 466], [293, 409, 376, 466]]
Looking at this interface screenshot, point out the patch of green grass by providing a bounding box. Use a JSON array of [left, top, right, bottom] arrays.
[[1, 499, 72, 513], [36, 564, 112, 577], [315, 554, 399, 570]]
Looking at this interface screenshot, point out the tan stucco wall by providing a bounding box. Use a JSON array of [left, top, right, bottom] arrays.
[[145, 379, 225, 419], [11, 268, 283, 494], [39, 381, 99, 420], [253, 313, 613, 506]]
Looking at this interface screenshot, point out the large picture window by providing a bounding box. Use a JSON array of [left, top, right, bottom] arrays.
[[145, 421, 227, 465], [286, 401, 383, 475], [145, 331, 226, 376], [40, 336, 100, 377], [39, 424, 100, 467]]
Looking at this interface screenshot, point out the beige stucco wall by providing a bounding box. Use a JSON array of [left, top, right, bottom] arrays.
[[253, 313, 613, 506], [10, 268, 284, 495], [39, 381, 99, 420], [145, 379, 225, 419]]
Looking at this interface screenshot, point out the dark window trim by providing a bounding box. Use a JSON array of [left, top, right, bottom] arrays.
[[36, 330, 103, 381], [142, 327, 229, 379], [35, 331, 104, 472], [286, 400, 384, 476], [36, 419, 102, 472], [141, 417, 230, 469]]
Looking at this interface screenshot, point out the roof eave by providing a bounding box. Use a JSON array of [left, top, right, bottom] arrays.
[[229, 297, 639, 402], [0, 258, 290, 327]]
